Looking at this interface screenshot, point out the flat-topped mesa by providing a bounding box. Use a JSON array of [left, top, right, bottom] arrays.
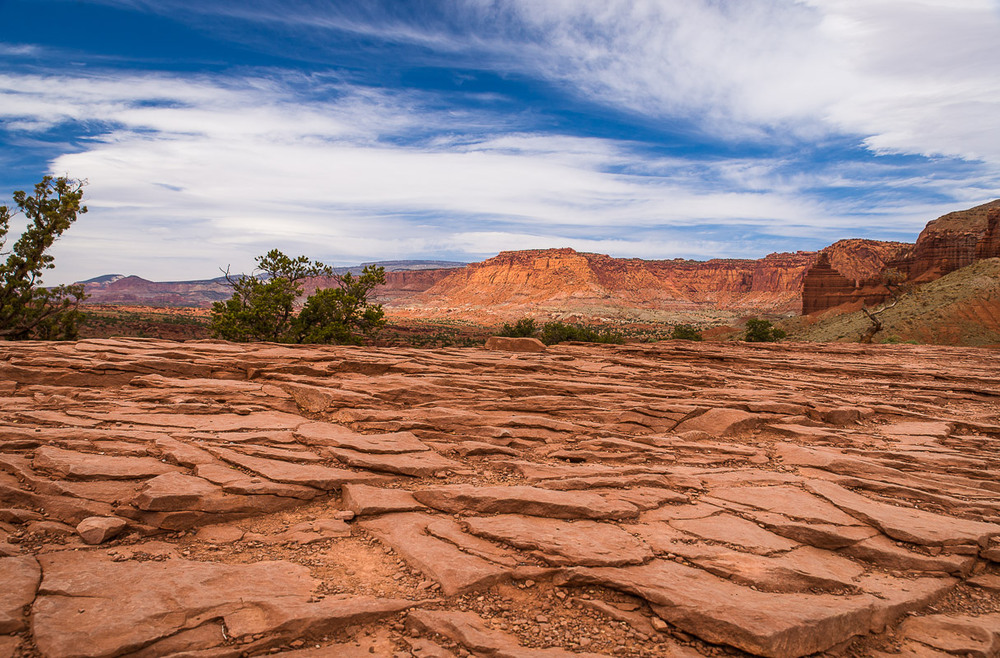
[[397, 246, 898, 320]]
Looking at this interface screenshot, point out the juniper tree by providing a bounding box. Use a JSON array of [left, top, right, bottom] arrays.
[[0, 176, 87, 340]]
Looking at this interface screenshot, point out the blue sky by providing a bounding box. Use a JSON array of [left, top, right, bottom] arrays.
[[2, 0, 999, 284]]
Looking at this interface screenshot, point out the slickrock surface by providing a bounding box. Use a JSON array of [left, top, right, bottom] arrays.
[[1, 338, 999, 658]]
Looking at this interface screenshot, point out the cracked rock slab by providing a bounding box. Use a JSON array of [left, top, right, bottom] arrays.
[[32, 550, 415, 658], [360, 512, 510, 595], [0, 555, 40, 633], [463, 514, 653, 567], [556, 560, 951, 658], [413, 484, 640, 520]]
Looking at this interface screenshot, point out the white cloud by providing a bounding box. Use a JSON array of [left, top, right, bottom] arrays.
[[5, 0, 1000, 283], [0, 66, 974, 283], [481, 0, 1000, 163]]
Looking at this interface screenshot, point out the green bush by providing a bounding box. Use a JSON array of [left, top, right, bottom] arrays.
[[670, 324, 703, 341], [210, 250, 385, 345], [539, 321, 624, 346], [744, 318, 786, 342], [498, 317, 537, 338]]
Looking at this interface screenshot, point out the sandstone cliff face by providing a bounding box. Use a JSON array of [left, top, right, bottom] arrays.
[[391, 242, 904, 322], [800, 241, 912, 315], [903, 200, 1000, 281], [802, 200, 1000, 315]]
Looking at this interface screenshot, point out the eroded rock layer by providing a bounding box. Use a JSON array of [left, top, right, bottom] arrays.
[[394, 240, 907, 322], [803, 200, 1000, 315], [1, 338, 998, 657]]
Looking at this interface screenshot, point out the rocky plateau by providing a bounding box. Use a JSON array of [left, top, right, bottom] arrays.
[[1, 337, 999, 657]]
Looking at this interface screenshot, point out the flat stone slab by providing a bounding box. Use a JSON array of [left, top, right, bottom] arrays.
[[361, 513, 510, 595], [326, 447, 464, 477], [673, 408, 761, 436], [881, 422, 954, 437], [0, 555, 40, 633], [898, 613, 1000, 657], [806, 480, 1000, 549], [556, 560, 948, 658], [95, 410, 306, 431], [630, 523, 863, 592], [711, 485, 863, 526], [32, 550, 415, 658], [194, 462, 321, 499], [843, 535, 976, 576], [297, 422, 431, 453], [413, 485, 640, 520], [463, 515, 653, 567], [209, 446, 388, 490], [33, 446, 178, 481], [670, 513, 801, 555], [342, 484, 425, 516], [747, 510, 880, 550]]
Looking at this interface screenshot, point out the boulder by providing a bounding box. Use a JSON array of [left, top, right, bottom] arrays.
[[484, 336, 546, 353], [75, 516, 128, 545]]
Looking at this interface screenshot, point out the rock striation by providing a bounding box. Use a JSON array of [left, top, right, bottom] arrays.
[[1, 337, 999, 657], [803, 200, 1000, 315], [394, 241, 906, 322]]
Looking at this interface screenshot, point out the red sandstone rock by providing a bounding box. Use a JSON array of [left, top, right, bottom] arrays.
[[325, 446, 465, 477], [75, 516, 127, 545], [296, 422, 430, 453], [394, 244, 905, 321], [0, 555, 39, 633], [673, 408, 761, 436], [463, 515, 653, 567], [806, 480, 1000, 549], [413, 484, 640, 520], [2, 338, 999, 657], [898, 613, 1000, 657], [32, 446, 178, 481], [193, 461, 320, 498], [484, 336, 547, 352], [360, 513, 510, 595], [341, 483, 425, 516], [804, 199, 1000, 314], [33, 550, 415, 657], [208, 446, 388, 490]]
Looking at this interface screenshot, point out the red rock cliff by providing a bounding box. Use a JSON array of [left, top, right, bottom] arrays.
[[392, 242, 902, 321], [898, 200, 1000, 282], [802, 200, 1000, 315]]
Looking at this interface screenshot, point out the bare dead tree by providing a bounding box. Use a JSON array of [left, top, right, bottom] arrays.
[[859, 268, 909, 343]]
